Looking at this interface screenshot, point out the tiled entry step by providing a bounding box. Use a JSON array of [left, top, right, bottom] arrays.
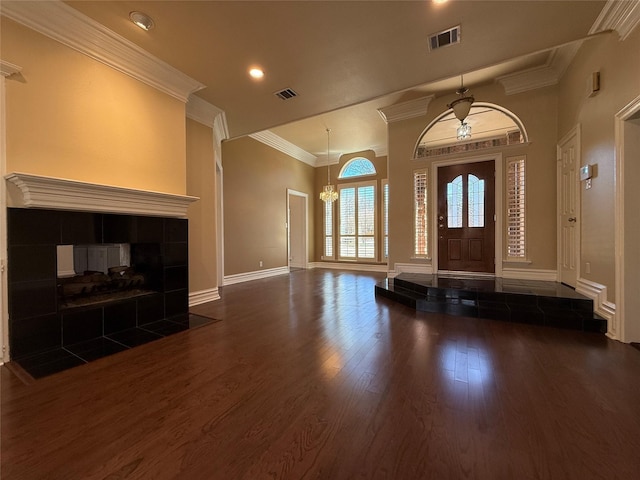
[[375, 273, 607, 333]]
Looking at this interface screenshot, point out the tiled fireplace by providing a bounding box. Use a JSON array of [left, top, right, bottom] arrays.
[[4, 173, 204, 378]]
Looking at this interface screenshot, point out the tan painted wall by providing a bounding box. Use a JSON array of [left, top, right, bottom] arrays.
[[222, 137, 315, 276], [387, 82, 558, 272], [2, 18, 187, 195], [558, 29, 640, 301], [313, 150, 388, 262], [186, 118, 217, 293]]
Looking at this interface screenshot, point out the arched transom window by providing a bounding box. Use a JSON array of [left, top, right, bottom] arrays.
[[414, 103, 528, 158], [339, 157, 376, 179]]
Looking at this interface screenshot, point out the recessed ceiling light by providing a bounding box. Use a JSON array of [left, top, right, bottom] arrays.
[[129, 11, 155, 31], [249, 68, 265, 79], [433, 0, 449, 4]]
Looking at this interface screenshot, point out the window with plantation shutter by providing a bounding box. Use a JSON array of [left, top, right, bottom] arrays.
[[414, 169, 428, 257], [338, 181, 376, 260], [324, 200, 334, 259], [382, 180, 389, 259], [507, 156, 526, 258]]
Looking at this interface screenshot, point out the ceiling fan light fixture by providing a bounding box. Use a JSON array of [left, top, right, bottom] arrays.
[[129, 11, 155, 31]]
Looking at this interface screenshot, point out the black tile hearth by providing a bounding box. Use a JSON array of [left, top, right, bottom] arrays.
[[140, 319, 189, 336], [14, 314, 221, 379], [107, 328, 163, 348], [375, 273, 607, 333], [16, 349, 86, 379], [65, 337, 129, 362]]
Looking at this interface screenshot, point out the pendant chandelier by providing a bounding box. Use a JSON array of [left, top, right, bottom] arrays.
[[447, 75, 474, 140], [319, 128, 338, 203]]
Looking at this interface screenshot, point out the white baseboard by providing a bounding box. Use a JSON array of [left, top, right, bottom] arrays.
[[576, 277, 616, 324], [309, 262, 388, 273], [189, 287, 220, 307], [223, 266, 290, 286], [502, 268, 558, 281], [388, 263, 433, 278]]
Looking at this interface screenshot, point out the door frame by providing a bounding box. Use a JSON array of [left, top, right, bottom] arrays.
[[557, 125, 581, 288], [286, 189, 308, 270], [431, 153, 503, 277], [615, 94, 640, 342]]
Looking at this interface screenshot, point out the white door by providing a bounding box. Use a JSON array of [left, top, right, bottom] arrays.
[[558, 128, 580, 287], [287, 191, 307, 269]]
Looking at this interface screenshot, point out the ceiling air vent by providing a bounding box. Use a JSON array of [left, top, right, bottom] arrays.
[[274, 88, 298, 100], [429, 25, 461, 51]]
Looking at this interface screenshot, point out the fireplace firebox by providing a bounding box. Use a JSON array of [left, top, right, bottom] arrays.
[[7, 208, 189, 364]]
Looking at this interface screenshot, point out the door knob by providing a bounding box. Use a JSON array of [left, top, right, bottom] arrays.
[[439, 224, 444, 229], [438, 215, 444, 221], [568, 217, 577, 222]]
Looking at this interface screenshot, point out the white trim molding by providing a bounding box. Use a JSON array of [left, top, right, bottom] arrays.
[[223, 266, 290, 286], [378, 95, 435, 124], [590, 0, 640, 41], [189, 287, 220, 307], [388, 262, 434, 278], [5, 172, 199, 218], [502, 268, 558, 282], [614, 94, 640, 342], [310, 262, 388, 273], [0, 0, 205, 102], [187, 96, 225, 130], [0, 59, 22, 78], [249, 131, 317, 167], [576, 277, 616, 328], [497, 42, 582, 95]]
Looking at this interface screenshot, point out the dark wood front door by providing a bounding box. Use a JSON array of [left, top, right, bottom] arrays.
[[437, 160, 495, 273]]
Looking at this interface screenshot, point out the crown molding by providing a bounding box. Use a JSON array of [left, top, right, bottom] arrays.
[[496, 64, 559, 95], [0, 0, 205, 102], [371, 145, 388, 157], [186, 95, 229, 149], [497, 41, 582, 95], [378, 95, 435, 123], [5, 172, 199, 218], [249, 131, 317, 167], [0, 60, 22, 78], [590, 0, 640, 41]]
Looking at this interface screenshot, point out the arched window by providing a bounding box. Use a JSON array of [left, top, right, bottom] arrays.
[[414, 103, 528, 158], [339, 157, 376, 179]]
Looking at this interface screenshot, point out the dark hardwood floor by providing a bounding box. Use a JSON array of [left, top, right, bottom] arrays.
[[2, 269, 640, 479]]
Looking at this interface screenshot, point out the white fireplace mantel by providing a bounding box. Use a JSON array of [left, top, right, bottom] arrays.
[[5, 172, 199, 218]]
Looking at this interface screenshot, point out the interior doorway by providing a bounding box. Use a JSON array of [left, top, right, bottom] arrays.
[[557, 126, 580, 288], [437, 160, 496, 273], [287, 189, 308, 269], [615, 96, 640, 342]]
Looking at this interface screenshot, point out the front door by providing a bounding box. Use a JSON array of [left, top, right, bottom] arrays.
[[438, 160, 495, 273]]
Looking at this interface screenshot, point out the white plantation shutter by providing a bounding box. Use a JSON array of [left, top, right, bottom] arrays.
[[382, 180, 389, 259], [414, 170, 428, 257], [507, 156, 526, 258], [339, 182, 376, 259], [324, 201, 334, 259]]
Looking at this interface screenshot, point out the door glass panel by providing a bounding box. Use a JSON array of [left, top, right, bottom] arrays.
[[468, 174, 485, 227], [447, 175, 463, 228]]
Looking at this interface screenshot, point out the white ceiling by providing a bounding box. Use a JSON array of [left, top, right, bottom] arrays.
[[63, 0, 608, 158]]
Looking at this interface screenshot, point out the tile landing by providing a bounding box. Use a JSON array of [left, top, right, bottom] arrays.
[[375, 273, 607, 333]]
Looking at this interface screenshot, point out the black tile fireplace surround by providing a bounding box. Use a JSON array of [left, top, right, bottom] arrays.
[[7, 208, 190, 368]]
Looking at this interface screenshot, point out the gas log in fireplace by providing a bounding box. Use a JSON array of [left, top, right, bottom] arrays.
[[7, 208, 189, 361]]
